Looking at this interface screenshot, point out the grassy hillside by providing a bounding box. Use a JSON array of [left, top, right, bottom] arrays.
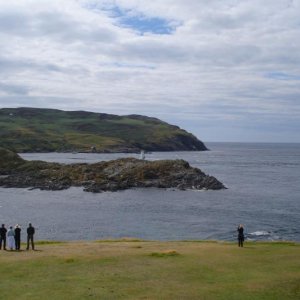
[[0, 240, 299, 299], [0, 107, 207, 152]]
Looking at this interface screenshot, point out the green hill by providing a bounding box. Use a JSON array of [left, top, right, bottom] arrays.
[[0, 107, 207, 153]]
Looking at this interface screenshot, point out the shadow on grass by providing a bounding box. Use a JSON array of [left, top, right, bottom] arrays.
[[95, 238, 146, 243], [149, 250, 181, 257], [35, 240, 64, 245]]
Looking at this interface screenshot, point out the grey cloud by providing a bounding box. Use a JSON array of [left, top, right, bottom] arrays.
[[0, 10, 117, 44], [110, 40, 261, 67], [0, 95, 81, 109], [34, 12, 117, 43], [195, 10, 259, 31], [0, 0, 299, 142], [0, 57, 62, 74], [192, 44, 262, 66], [0, 82, 29, 95], [117, 40, 187, 63], [0, 56, 90, 76], [0, 11, 30, 35], [259, 46, 300, 66]]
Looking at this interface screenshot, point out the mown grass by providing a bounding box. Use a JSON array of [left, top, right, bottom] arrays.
[[0, 241, 299, 299]]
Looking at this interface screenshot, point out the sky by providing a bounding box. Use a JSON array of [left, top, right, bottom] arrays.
[[0, 0, 299, 143]]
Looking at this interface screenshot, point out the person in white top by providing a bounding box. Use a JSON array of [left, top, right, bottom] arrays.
[[7, 226, 15, 250]]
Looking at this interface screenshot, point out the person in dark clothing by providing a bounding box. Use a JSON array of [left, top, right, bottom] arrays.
[[0, 224, 7, 250], [237, 224, 245, 247], [14, 224, 21, 250], [26, 223, 35, 250]]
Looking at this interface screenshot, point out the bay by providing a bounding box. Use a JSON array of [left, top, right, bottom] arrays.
[[0, 142, 299, 242]]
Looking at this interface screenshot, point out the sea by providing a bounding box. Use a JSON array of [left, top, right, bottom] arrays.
[[0, 142, 299, 242]]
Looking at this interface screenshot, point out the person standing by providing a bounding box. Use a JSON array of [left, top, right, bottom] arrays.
[[0, 224, 7, 250], [7, 226, 15, 250], [14, 224, 21, 250], [26, 223, 35, 250], [237, 224, 245, 247]]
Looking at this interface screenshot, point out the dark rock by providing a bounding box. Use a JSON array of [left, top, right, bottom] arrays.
[[0, 148, 226, 193]]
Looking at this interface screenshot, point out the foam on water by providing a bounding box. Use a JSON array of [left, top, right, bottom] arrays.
[[248, 231, 271, 236], [246, 231, 282, 241]]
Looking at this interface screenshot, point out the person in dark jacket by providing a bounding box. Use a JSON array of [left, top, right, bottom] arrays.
[[237, 224, 245, 247], [26, 223, 35, 250], [0, 224, 7, 250], [14, 224, 21, 250]]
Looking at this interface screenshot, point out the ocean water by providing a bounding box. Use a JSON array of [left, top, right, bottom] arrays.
[[0, 142, 299, 242]]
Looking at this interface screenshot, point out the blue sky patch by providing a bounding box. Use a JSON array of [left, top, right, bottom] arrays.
[[266, 72, 300, 80], [103, 5, 176, 35], [100, 62, 156, 70], [120, 15, 174, 35]]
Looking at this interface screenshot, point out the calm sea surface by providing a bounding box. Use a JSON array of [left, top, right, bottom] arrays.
[[0, 143, 299, 242]]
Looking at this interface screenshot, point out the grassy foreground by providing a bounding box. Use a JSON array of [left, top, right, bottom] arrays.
[[0, 240, 299, 300]]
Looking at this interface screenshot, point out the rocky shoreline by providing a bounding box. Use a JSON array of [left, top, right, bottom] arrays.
[[0, 148, 226, 192]]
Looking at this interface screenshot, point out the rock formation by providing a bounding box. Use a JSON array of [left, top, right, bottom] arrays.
[[0, 148, 226, 192]]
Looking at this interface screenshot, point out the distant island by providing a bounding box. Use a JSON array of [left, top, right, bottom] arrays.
[[0, 107, 207, 153], [0, 148, 225, 192]]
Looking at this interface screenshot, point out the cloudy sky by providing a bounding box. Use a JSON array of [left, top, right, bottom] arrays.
[[0, 0, 299, 142]]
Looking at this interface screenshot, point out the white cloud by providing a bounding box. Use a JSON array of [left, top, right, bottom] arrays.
[[0, 0, 299, 142]]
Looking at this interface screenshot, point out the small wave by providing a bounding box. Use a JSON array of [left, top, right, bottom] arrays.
[[248, 231, 271, 236], [246, 230, 282, 241]]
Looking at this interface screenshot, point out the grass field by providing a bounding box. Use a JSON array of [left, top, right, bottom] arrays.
[[0, 240, 299, 299]]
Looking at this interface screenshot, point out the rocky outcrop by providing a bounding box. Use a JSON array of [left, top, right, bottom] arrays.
[[0, 147, 25, 174], [0, 148, 226, 192]]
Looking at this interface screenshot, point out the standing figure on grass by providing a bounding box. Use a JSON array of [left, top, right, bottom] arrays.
[[0, 224, 7, 250], [237, 224, 245, 247], [7, 226, 15, 250], [15, 224, 21, 251], [26, 223, 35, 250]]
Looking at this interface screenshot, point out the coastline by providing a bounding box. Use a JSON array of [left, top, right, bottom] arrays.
[[1, 143, 300, 242]]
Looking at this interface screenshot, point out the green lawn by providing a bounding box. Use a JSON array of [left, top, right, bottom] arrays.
[[0, 240, 299, 299]]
